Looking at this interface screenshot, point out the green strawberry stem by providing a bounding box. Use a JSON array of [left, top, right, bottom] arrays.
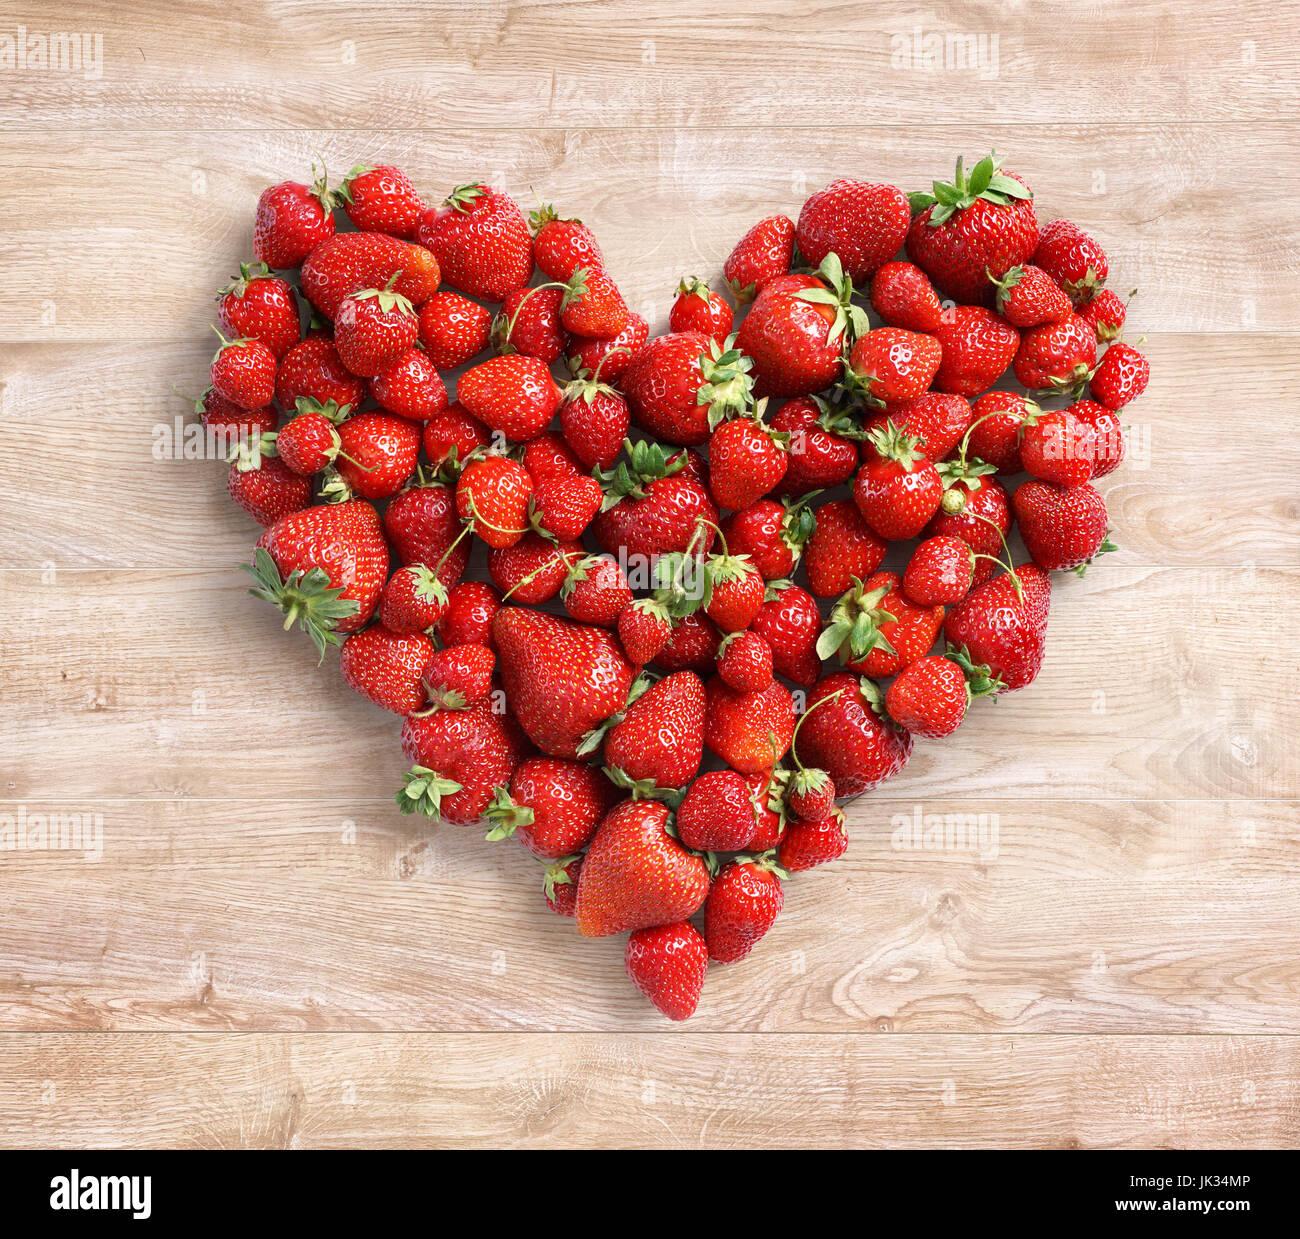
[[241, 547, 360, 663], [394, 765, 463, 818]]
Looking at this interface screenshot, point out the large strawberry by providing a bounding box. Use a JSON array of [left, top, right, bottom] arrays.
[[575, 800, 710, 937], [484, 757, 616, 858], [253, 168, 339, 268], [593, 671, 706, 796], [593, 441, 718, 562], [723, 214, 796, 301], [703, 676, 795, 774], [802, 499, 887, 599], [794, 672, 913, 797], [625, 921, 709, 1021], [456, 352, 562, 442], [704, 857, 785, 964], [300, 232, 440, 319], [339, 624, 434, 714], [932, 305, 1019, 397], [943, 564, 1052, 692], [621, 331, 754, 446], [397, 704, 518, 825], [382, 479, 469, 586], [1013, 480, 1114, 572], [339, 163, 424, 238], [796, 179, 911, 284], [417, 183, 533, 302]]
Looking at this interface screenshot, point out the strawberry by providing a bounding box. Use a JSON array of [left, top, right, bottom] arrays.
[[488, 532, 577, 603], [795, 673, 913, 797], [617, 597, 673, 665], [670, 276, 733, 343], [943, 564, 1052, 692], [530, 204, 604, 282], [716, 629, 773, 693], [803, 499, 887, 599], [417, 183, 533, 302], [817, 571, 944, 678], [622, 331, 754, 446], [964, 391, 1031, 473], [1013, 480, 1114, 573], [770, 397, 859, 495], [339, 624, 434, 714], [493, 285, 568, 364], [743, 771, 785, 851], [862, 392, 974, 464], [335, 284, 420, 377], [1079, 287, 1129, 343], [336, 411, 421, 500], [300, 232, 440, 319], [903, 535, 976, 606], [197, 388, 277, 446], [886, 648, 1001, 738], [990, 263, 1071, 328], [1012, 313, 1097, 393], [705, 857, 785, 964], [676, 769, 760, 851], [750, 580, 822, 685], [722, 498, 813, 580], [594, 671, 706, 796], [210, 331, 276, 411], [655, 612, 722, 675], [847, 327, 942, 406], [869, 261, 944, 333], [1033, 218, 1109, 304], [246, 500, 389, 653], [383, 479, 469, 584], [339, 163, 424, 239], [422, 644, 496, 708], [456, 455, 533, 549], [457, 353, 562, 442], [494, 608, 635, 760], [723, 214, 796, 302], [852, 421, 943, 540], [542, 855, 583, 916], [707, 414, 789, 511], [906, 153, 1038, 304], [796, 178, 911, 282], [576, 799, 710, 937], [701, 537, 765, 633], [625, 921, 709, 1021], [422, 403, 491, 471], [397, 703, 518, 825], [367, 347, 447, 421], [1019, 404, 1096, 487], [253, 169, 339, 269], [274, 401, 346, 475], [562, 553, 633, 627], [778, 808, 848, 872], [558, 370, 630, 471], [558, 266, 630, 339], [531, 473, 603, 542], [1089, 342, 1149, 410], [932, 305, 1019, 396], [227, 455, 311, 527], [522, 431, 583, 484], [418, 291, 493, 370], [594, 441, 718, 562], [218, 263, 300, 360], [1068, 399, 1125, 476], [274, 335, 365, 414], [380, 564, 449, 634], [703, 676, 795, 775], [437, 581, 502, 648], [485, 757, 614, 858], [565, 313, 648, 383]]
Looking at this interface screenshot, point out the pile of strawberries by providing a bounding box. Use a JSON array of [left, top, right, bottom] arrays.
[[202, 153, 1147, 1021]]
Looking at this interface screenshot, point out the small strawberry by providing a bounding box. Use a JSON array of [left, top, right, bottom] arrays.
[[617, 597, 673, 666], [197, 388, 277, 446], [531, 472, 603, 543], [886, 648, 1001, 738], [397, 703, 518, 825], [1019, 404, 1097, 488], [964, 391, 1031, 473], [218, 262, 300, 360], [852, 421, 943, 541], [380, 564, 449, 634], [622, 331, 754, 446], [565, 313, 648, 383], [744, 771, 786, 851], [494, 285, 568, 364], [437, 581, 502, 648], [1033, 218, 1109, 304], [705, 857, 786, 964], [274, 335, 365, 414], [802, 499, 887, 599], [530, 204, 604, 282], [654, 612, 723, 675], [370, 348, 448, 421], [417, 183, 533, 302], [795, 673, 913, 797], [253, 167, 340, 268], [722, 498, 813, 580], [670, 276, 733, 343], [422, 643, 496, 708], [1068, 399, 1125, 476], [227, 455, 311, 527], [796, 178, 911, 283], [456, 457, 534, 553], [703, 676, 795, 775], [558, 266, 630, 340], [486, 757, 614, 858], [339, 624, 434, 714], [932, 305, 1019, 397], [558, 369, 630, 471], [593, 440, 719, 562], [457, 353, 562, 442], [770, 396, 859, 496], [750, 580, 822, 686], [562, 553, 633, 627], [488, 532, 576, 604], [334, 283, 419, 377], [542, 854, 583, 916], [716, 629, 774, 693], [778, 808, 848, 872], [418, 291, 493, 369], [1079, 287, 1129, 343], [943, 564, 1052, 692], [817, 571, 945, 679], [593, 671, 706, 796], [785, 703, 836, 821], [847, 327, 942, 405], [1089, 341, 1150, 410], [723, 214, 796, 302], [1012, 313, 1097, 393], [625, 921, 709, 1021], [210, 330, 276, 411], [869, 261, 943, 333], [990, 263, 1072, 328], [1013, 480, 1115, 573], [300, 232, 440, 319], [336, 410, 422, 500], [339, 163, 424, 239], [676, 769, 761, 851], [903, 534, 976, 606], [383, 479, 469, 584], [697, 534, 765, 633], [273, 400, 347, 476], [422, 403, 491, 471]]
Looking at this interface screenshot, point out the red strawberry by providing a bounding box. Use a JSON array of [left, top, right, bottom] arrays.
[[596, 671, 706, 795], [796, 179, 911, 282], [275, 335, 365, 413], [383, 480, 469, 585], [558, 370, 630, 471], [852, 422, 943, 540], [456, 455, 533, 549], [210, 332, 276, 411], [818, 571, 944, 678], [253, 169, 339, 269], [565, 313, 648, 384], [886, 649, 1001, 738], [1020, 404, 1096, 487], [906, 153, 1038, 304], [218, 263, 300, 359], [457, 353, 561, 442], [670, 276, 733, 343], [703, 676, 795, 775], [368, 348, 447, 421], [622, 331, 753, 446], [1089, 342, 1149, 410], [862, 392, 974, 464], [770, 397, 859, 496], [421, 644, 495, 708], [750, 580, 822, 686], [530, 204, 604, 282], [1013, 480, 1114, 573], [778, 809, 848, 872], [654, 612, 722, 674], [494, 608, 635, 760], [990, 263, 1071, 328], [803, 499, 887, 599], [785, 763, 835, 822], [1013, 313, 1097, 393], [542, 855, 582, 917], [418, 291, 493, 370], [701, 540, 765, 634], [300, 232, 440, 319], [593, 441, 718, 562], [227, 455, 311, 527], [625, 921, 709, 1021], [336, 411, 421, 500], [869, 261, 943, 333], [965, 391, 1031, 473], [521, 432, 583, 484], [744, 771, 785, 851], [576, 799, 710, 937], [562, 553, 633, 627], [491, 285, 566, 363], [197, 388, 277, 446], [617, 597, 673, 665], [723, 214, 796, 302], [437, 581, 502, 648], [485, 757, 614, 858], [705, 857, 785, 964], [487, 533, 576, 604], [397, 704, 517, 825], [848, 327, 942, 405], [417, 183, 533, 301], [903, 535, 976, 606], [422, 403, 491, 471], [340, 163, 424, 239], [246, 500, 389, 653], [707, 414, 789, 511], [1034, 218, 1109, 304], [677, 769, 761, 851], [334, 284, 420, 377], [339, 624, 433, 714], [722, 498, 812, 580], [795, 673, 913, 797], [274, 401, 345, 475], [1068, 399, 1125, 476], [559, 266, 630, 339], [531, 473, 603, 542], [1079, 287, 1129, 342], [716, 629, 773, 693], [932, 305, 1019, 396], [380, 564, 449, 634], [943, 564, 1052, 692]]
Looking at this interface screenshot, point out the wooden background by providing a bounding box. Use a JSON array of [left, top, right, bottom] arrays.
[[1, 0, 1298, 1148]]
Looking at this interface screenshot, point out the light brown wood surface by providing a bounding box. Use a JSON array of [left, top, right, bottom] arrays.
[[1, 0, 1298, 1149]]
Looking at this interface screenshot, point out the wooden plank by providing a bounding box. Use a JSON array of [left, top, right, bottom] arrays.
[[0, 798, 1295, 1032], [0, 1032, 1294, 1148], [0, 125, 1295, 340]]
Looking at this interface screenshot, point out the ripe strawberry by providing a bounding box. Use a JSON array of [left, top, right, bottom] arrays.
[[750, 580, 822, 685], [703, 676, 795, 774], [785, 755, 835, 822], [530, 204, 604, 282], [437, 581, 502, 648], [562, 553, 633, 627], [795, 673, 913, 797], [210, 332, 276, 411], [906, 153, 1038, 304], [1079, 287, 1129, 342], [818, 572, 944, 678], [676, 769, 760, 851], [886, 649, 1001, 738], [227, 455, 311, 527], [1089, 342, 1150, 410], [932, 305, 1019, 396], [340, 163, 424, 239], [197, 388, 277, 446], [274, 402, 345, 476], [531, 473, 603, 542], [368, 347, 447, 421], [541, 854, 582, 916], [522, 431, 584, 484], [618, 597, 673, 666], [595, 671, 706, 795], [848, 327, 942, 405], [253, 169, 339, 269], [246, 500, 389, 652], [705, 857, 785, 964], [492, 285, 566, 362], [218, 263, 300, 360], [716, 629, 773, 693], [274, 335, 365, 413], [455, 455, 532, 549], [576, 799, 710, 937], [457, 353, 561, 442], [488, 532, 577, 603], [422, 643, 496, 708], [423, 404, 490, 472], [593, 441, 718, 561], [802, 499, 887, 599], [869, 261, 943, 333], [339, 625, 434, 714], [558, 266, 630, 339], [380, 564, 449, 634], [486, 757, 614, 858], [1068, 399, 1125, 476], [796, 178, 911, 282], [418, 291, 493, 370], [336, 411, 421, 500], [743, 771, 785, 851], [334, 284, 420, 377], [903, 535, 976, 606], [722, 498, 813, 580], [990, 263, 1071, 328], [558, 370, 630, 471], [853, 421, 943, 540], [697, 540, 764, 633], [654, 612, 722, 674], [1034, 218, 1109, 304], [770, 397, 859, 495], [723, 214, 796, 302], [625, 921, 709, 1021], [778, 808, 848, 872], [397, 703, 517, 825], [1012, 313, 1097, 393], [964, 391, 1030, 473], [670, 276, 733, 343], [706, 414, 789, 512], [1013, 480, 1114, 573], [621, 332, 752, 446], [565, 313, 648, 383], [300, 232, 440, 319], [417, 183, 533, 301], [943, 564, 1052, 692], [862, 392, 974, 464], [494, 608, 635, 760], [383, 480, 469, 584], [1020, 404, 1096, 487]]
